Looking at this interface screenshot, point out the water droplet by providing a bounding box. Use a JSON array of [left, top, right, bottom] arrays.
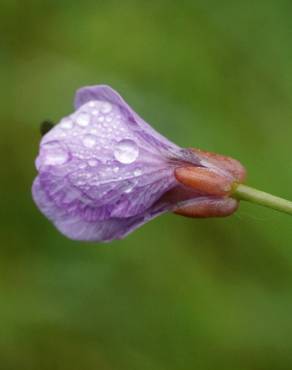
[[92, 109, 99, 116], [134, 168, 142, 176], [124, 181, 136, 194], [76, 112, 90, 127], [60, 119, 73, 129], [114, 139, 139, 164], [88, 159, 99, 167], [83, 134, 96, 148], [101, 102, 112, 114], [98, 116, 105, 122], [106, 116, 112, 122], [113, 167, 119, 173], [41, 141, 69, 166]]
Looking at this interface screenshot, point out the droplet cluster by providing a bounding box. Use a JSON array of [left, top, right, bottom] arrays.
[[40, 100, 149, 195]]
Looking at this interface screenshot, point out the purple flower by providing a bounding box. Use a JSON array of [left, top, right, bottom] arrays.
[[32, 85, 245, 242]]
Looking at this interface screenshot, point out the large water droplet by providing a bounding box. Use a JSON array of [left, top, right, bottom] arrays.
[[41, 141, 69, 166], [76, 112, 90, 127], [83, 134, 96, 148], [114, 139, 139, 164]]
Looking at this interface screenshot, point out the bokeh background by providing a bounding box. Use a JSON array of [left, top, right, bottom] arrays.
[[1, 0, 292, 369]]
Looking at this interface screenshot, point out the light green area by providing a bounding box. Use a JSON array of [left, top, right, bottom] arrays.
[[234, 184, 292, 216], [1, 1, 292, 369]]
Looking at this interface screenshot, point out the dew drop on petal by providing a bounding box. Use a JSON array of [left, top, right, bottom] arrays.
[[124, 181, 135, 193], [101, 102, 112, 114], [134, 168, 142, 176], [41, 141, 69, 166], [60, 119, 73, 129], [114, 139, 139, 164], [76, 112, 90, 127], [83, 134, 96, 148], [76, 180, 86, 186], [79, 162, 86, 169], [124, 180, 137, 194], [88, 159, 99, 167]]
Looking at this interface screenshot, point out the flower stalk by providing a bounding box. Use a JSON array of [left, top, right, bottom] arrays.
[[232, 184, 292, 216]]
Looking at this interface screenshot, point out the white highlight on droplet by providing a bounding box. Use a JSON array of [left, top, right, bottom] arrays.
[[60, 119, 73, 129], [134, 168, 142, 176], [76, 112, 90, 127], [124, 181, 135, 193], [101, 102, 112, 114], [88, 159, 99, 167], [114, 139, 139, 164], [41, 141, 69, 166], [83, 134, 96, 148], [79, 162, 86, 169]]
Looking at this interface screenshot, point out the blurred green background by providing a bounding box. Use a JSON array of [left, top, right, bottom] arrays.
[[1, 0, 292, 369]]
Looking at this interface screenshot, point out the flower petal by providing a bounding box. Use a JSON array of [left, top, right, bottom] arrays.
[[74, 85, 176, 150], [33, 86, 193, 241], [32, 176, 169, 241], [74, 85, 201, 165]]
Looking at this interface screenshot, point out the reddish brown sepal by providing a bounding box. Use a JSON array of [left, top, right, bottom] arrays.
[[173, 148, 246, 218]]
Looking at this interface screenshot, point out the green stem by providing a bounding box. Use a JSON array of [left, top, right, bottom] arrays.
[[233, 184, 292, 216]]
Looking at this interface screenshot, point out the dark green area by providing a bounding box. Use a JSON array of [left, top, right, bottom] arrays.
[[1, 1, 292, 369]]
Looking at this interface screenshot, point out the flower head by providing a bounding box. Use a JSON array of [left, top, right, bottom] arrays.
[[32, 85, 245, 242]]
